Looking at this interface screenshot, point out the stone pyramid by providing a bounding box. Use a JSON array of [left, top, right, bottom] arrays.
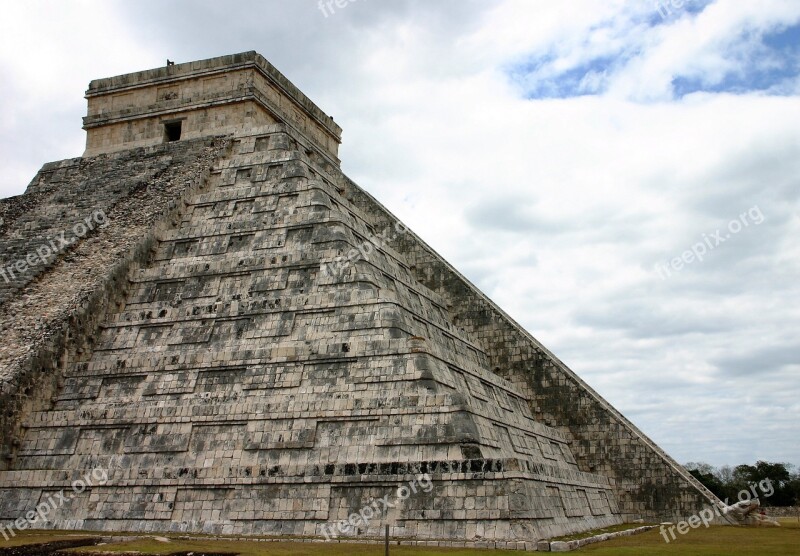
[[0, 52, 721, 548]]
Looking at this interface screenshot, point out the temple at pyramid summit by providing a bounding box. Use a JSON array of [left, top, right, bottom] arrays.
[[0, 52, 725, 548]]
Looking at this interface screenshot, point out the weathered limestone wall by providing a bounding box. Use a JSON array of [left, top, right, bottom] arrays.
[[85, 68, 255, 117], [0, 126, 623, 547], [85, 101, 276, 155], [344, 178, 722, 522], [0, 136, 230, 470], [766, 506, 800, 518]]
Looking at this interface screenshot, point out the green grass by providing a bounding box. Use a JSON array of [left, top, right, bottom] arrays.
[[581, 518, 800, 555], [73, 538, 492, 556], [2, 531, 495, 556], [2, 521, 799, 555]]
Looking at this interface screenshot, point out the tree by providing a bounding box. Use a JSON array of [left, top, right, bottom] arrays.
[[717, 465, 735, 485], [686, 462, 715, 476], [684, 461, 799, 506], [688, 468, 727, 500], [790, 470, 800, 506], [733, 461, 796, 506]]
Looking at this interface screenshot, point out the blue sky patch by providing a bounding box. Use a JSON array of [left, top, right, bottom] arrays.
[[510, 15, 800, 101], [673, 23, 800, 97], [511, 55, 617, 99], [763, 22, 800, 52]]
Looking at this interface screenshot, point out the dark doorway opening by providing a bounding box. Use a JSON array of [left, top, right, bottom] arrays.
[[164, 121, 182, 142]]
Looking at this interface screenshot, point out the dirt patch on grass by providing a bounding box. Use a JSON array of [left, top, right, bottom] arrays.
[[0, 539, 101, 556], [73, 553, 237, 556]]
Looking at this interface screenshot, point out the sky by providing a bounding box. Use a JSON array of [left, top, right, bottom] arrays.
[[0, 0, 798, 468]]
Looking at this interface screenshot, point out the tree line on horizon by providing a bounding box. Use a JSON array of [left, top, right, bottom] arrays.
[[685, 461, 800, 506]]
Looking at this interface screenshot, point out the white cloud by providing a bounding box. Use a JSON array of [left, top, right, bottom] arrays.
[[0, 0, 163, 197], [608, 0, 800, 100]]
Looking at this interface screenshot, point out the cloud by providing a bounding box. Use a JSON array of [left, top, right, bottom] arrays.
[[573, 299, 733, 338], [501, 0, 800, 101], [0, 0, 162, 198], [714, 344, 800, 376]]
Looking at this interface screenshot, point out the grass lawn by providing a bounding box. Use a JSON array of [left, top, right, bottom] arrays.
[[581, 518, 800, 555], [1, 520, 798, 555]]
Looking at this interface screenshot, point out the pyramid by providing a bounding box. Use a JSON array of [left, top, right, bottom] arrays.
[[0, 52, 722, 548]]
